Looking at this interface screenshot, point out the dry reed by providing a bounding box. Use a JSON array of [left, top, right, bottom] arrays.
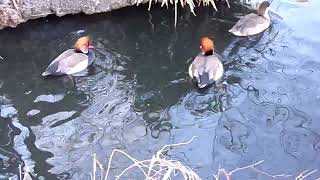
[[91, 137, 320, 180], [92, 136, 200, 180], [134, 0, 230, 27], [18, 163, 32, 180]]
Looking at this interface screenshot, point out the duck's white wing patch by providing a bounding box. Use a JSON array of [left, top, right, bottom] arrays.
[[56, 53, 88, 74], [43, 49, 76, 75], [47, 49, 75, 66], [66, 60, 89, 74], [188, 63, 193, 78], [204, 56, 224, 81], [213, 61, 224, 81], [189, 55, 206, 81]]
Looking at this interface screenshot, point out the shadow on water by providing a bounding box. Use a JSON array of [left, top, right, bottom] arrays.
[[0, 1, 320, 179]]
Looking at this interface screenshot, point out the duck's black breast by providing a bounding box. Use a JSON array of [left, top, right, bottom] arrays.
[[87, 49, 95, 66]]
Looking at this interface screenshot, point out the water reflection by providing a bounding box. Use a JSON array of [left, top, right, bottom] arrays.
[[0, 116, 21, 178], [0, 1, 319, 179]]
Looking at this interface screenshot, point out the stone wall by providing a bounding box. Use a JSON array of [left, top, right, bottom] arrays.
[[0, 0, 146, 29]]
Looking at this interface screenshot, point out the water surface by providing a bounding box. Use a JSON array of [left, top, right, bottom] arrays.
[[0, 1, 320, 179]]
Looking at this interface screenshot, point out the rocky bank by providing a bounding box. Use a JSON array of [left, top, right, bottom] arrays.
[[0, 0, 146, 29]]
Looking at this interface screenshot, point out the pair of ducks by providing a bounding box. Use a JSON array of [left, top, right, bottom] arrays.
[[42, 1, 271, 89], [189, 1, 270, 88]]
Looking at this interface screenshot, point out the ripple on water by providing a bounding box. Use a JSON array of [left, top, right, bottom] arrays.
[[0, 1, 320, 179], [0, 105, 17, 118], [30, 63, 145, 178], [0, 95, 33, 178]]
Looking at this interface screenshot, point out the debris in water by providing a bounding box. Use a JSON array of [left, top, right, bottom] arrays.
[[77, 30, 85, 34], [27, 109, 40, 116], [34, 94, 64, 103], [24, 91, 32, 95]]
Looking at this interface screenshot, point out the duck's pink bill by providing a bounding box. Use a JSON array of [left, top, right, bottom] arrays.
[[89, 44, 95, 49]]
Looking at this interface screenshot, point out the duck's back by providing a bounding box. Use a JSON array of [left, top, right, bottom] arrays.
[[229, 13, 270, 36], [189, 54, 224, 88], [204, 55, 224, 81], [189, 54, 206, 78], [43, 49, 88, 76]]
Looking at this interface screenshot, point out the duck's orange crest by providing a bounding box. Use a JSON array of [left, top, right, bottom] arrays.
[[200, 37, 214, 52], [75, 36, 91, 49]]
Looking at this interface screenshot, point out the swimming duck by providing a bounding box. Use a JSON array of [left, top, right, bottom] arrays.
[[188, 37, 224, 88], [42, 36, 95, 76], [229, 1, 270, 36]]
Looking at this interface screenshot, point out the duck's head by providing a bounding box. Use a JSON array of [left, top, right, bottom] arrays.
[[200, 37, 214, 56], [74, 36, 94, 54], [258, 1, 270, 16]]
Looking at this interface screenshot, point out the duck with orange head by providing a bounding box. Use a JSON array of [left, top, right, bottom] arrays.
[[188, 37, 224, 88], [42, 36, 95, 76]]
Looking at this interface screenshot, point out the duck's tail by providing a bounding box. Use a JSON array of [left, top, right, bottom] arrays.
[[197, 73, 210, 89], [228, 25, 244, 36], [228, 26, 236, 32], [229, 28, 242, 36], [42, 71, 50, 76]]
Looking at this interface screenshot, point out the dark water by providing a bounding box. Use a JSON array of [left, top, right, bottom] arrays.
[[0, 1, 320, 179]]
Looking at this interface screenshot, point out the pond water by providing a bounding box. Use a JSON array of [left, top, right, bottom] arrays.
[[0, 0, 320, 179]]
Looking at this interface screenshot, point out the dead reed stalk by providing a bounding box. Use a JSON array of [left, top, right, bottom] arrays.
[[135, 0, 230, 27], [91, 137, 320, 180]]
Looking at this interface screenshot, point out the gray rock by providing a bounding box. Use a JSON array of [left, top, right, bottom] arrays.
[[0, 4, 25, 29], [0, 0, 149, 29]]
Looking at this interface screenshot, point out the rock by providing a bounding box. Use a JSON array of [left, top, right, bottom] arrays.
[[0, 4, 25, 29], [0, 0, 149, 30]]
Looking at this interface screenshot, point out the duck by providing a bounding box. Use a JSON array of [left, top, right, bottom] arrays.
[[229, 1, 270, 36], [42, 36, 95, 76], [188, 37, 224, 88]]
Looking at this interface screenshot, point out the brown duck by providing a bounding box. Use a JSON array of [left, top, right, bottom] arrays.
[[229, 1, 271, 36], [188, 37, 224, 88], [42, 36, 95, 76]]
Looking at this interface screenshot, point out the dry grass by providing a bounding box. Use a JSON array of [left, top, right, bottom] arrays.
[[12, 137, 320, 180], [134, 0, 230, 27], [91, 137, 320, 180], [92, 136, 200, 180], [18, 163, 32, 180]]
